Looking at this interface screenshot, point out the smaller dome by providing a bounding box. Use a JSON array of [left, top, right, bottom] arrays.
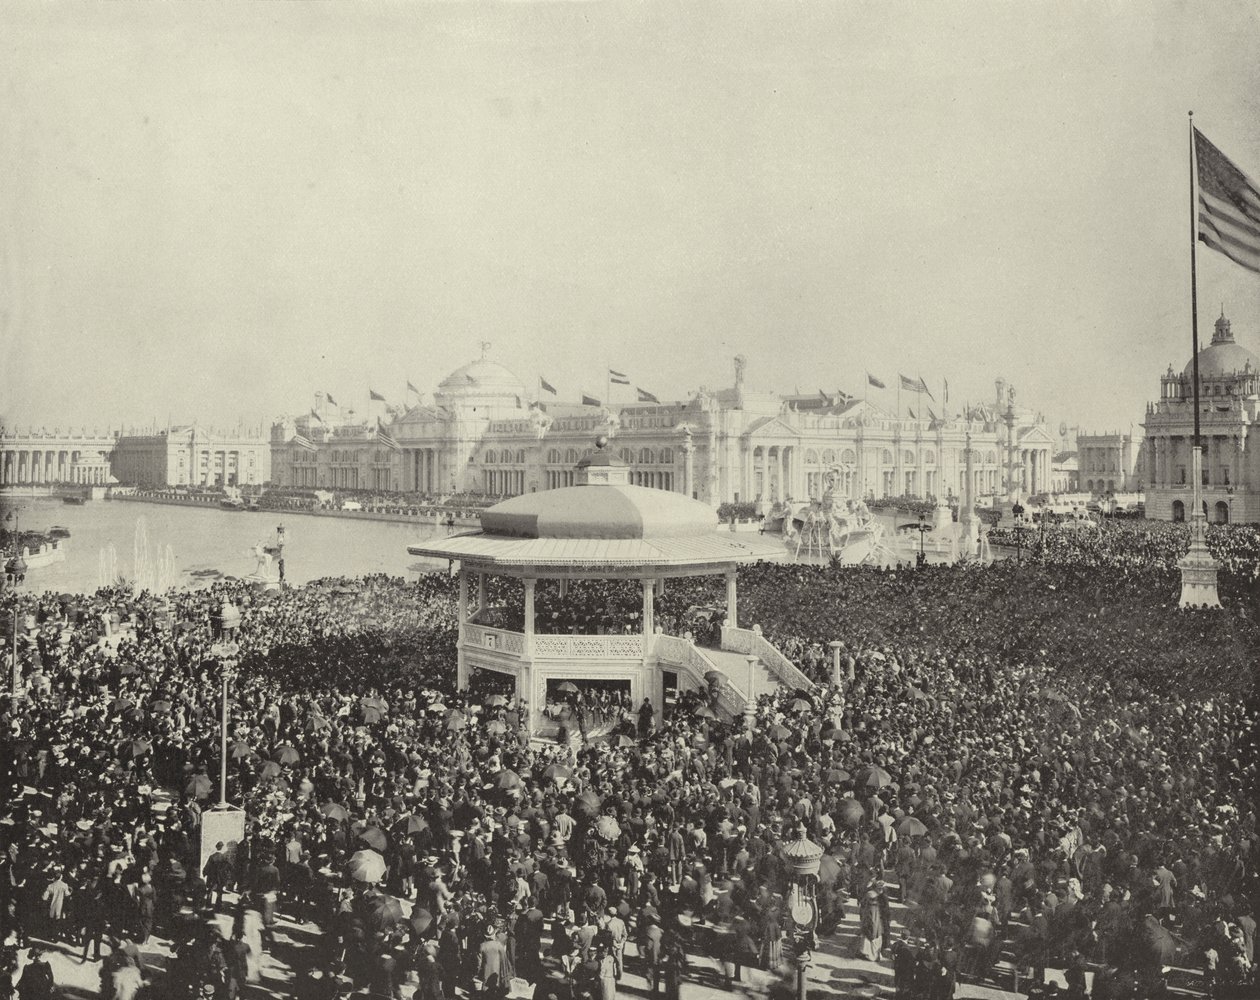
[[481, 485, 718, 540], [436, 359, 527, 398]]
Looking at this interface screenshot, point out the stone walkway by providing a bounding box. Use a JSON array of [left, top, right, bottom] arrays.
[[8, 879, 1206, 1000]]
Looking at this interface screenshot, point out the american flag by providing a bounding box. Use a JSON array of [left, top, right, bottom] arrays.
[[1195, 128, 1260, 274]]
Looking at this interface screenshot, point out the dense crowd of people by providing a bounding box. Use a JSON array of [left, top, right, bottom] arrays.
[[1, 521, 1256, 1000]]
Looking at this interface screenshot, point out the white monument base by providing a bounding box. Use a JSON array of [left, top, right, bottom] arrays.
[[199, 804, 247, 876], [1178, 521, 1221, 609]]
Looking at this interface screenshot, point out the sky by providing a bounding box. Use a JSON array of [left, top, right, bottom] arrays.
[[2, 1, 1259, 437]]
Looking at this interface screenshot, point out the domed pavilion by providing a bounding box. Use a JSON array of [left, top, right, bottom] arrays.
[[408, 439, 808, 736], [1145, 311, 1260, 523]]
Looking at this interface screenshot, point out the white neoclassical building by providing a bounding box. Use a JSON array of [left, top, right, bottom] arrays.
[[1144, 312, 1259, 523], [272, 354, 1056, 506]]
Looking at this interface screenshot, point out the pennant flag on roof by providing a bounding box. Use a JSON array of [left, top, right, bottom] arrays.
[[867, 373, 886, 389], [407, 381, 420, 396], [582, 394, 601, 407], [609, 368, 629, 384], [637, 387, 660, 404], [899, 374, 923, 392], [369, 389, 386, 401], [326, 392, 337, 406], [918, 376, 935, 401], [540, 377, 557, 395]]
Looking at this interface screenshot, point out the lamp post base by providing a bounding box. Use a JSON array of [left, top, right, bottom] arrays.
[[1178, 517, 1221, 609], [199, 803, 246, 875]]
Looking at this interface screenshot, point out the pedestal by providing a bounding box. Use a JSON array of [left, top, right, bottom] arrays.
[[199, 804, 246, 876], [1178, 516, 1221, 608]]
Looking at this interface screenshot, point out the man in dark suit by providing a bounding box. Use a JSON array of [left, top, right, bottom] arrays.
[[203, 842, 233, 909]]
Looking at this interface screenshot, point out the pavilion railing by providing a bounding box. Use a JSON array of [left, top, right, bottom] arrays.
[[720, 624, 816, 692], [531, 633, 644, 660], [463, 624, 525, 656], [654, 634, 747, 719]]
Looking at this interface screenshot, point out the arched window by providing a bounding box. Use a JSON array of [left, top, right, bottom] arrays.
[[659, 447, 673, 464], [1215, 501, 1230, 524], [638, 447, 655, 464], [881, 449, 894, 465], [924, 449, 936, 465], [904, 449, 915, 465], [986, 450, 997, 464], [619, 448, 634, 464], [1171, 500, 1185, 522], [547, 448, 562, 464], [840, 448, 856, 465], [822, 449, 837, 465], [484, 450, 496, 464], [805, 449, 820, 465], [565, 448, 579, 464], [516, 450, 526, 464]]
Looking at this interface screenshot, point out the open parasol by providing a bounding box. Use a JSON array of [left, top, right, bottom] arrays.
[[347, 849, 386, 883], [273, 745, 301, 766]]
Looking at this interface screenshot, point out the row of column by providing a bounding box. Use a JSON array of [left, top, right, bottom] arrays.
[[1151, 433, 1247, 488], [1018, 448, 1049, 495], [403, 448, 440, 494], [1, 449, 108, 485], [483, 469, 525, 495]]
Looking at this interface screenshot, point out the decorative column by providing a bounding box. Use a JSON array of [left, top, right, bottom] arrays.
[[641, 579, 655, 636], [476, 572, 486, 619], [828, 640, 843, 687], [522, 578, 535, 655], [725, 567, 738, 629], [744, 655, 759, 731], [456, 569, 469, 688]]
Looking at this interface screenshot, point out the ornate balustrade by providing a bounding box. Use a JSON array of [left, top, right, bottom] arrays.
[[721, 624, 816, 691], [462, 623, 525, 656], [532, 633, 643, 660], [654, 633, 746, 717]]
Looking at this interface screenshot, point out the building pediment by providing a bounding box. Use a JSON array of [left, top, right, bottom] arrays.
[[742, 416, 801, 440], [1016, 425, 1055, 448], [393, 405, 444, 427]]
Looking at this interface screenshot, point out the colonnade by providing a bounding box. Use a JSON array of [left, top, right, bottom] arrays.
[[0, 448, 110, 485], [403, 448, 441, 494]]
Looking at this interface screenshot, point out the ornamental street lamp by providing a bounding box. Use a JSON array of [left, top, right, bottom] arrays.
[[211, 598, 242, 809], [275, 523, 287, 586], [780, 824, 823, 1000], [4, 510, 28, 708], [1011, 502, 1027, 566]]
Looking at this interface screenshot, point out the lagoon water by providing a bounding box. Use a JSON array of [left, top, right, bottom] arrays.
[[3, 497, 457, 594]]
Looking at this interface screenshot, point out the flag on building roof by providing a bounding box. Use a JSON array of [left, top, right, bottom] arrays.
[[867, 373, 886, 389], [944, 378, 949, 403], [1195, 128, 1260, 274], [376, 420, 399, 450], [369, 389, 386, 401], [637, 387, 660, 404], [609, 369, 630, 385], [899, 374, 923, 392], [540, 377, 557, 395], [515, 395, 522, 408], [927, 406, 939, 423], [326, 392, 337, 406], [582, 394, 601, 407], [907, 407, 916, 419], [407, 381, 420, 396], [918, 376, 935, 401]]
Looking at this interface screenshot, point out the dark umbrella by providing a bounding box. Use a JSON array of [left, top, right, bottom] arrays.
[[898, 817, 928, 838], [446, 713, 467, 732], [485, 694, 508, 708], [119, 738, 151, 759], [394, 815, 429, 835], [110, 697, 136, 713], [494, 769, 524, 792], [359, 704, 385, 725], [556, 681, 579, 695], [411, 907, 434, 934], [356, 826, 388, 852], [151, 700, 173, 714], [274, 745, 301, 766], [825, 768, 851, 784], [363, 893, 405, 933], [322, 802, 351, 821], [258, 760, 283, 780], [860, 765, 893, 789], [694, 705, 717, 720], [768, 724, 792, 741], [186, 774, 213, 799], [542, 764, 573, 783], [485, 720, 507, 736], [789, 698, 812, 713], [229, 741, 253, 760]]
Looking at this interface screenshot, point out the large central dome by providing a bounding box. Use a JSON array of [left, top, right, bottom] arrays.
[[436, 359, 527, 398], [1182, 313, 1259, 378]]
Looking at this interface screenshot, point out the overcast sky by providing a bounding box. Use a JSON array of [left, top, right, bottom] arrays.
[[3, 2, 1259, 437]]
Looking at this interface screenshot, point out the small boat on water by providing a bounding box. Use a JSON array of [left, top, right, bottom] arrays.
[[62, 495, 88, 505], [48, 525, 72, 539], [219, 498, 246, 511]]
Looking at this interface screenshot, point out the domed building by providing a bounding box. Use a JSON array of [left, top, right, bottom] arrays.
[[1144, 312, 1260, 522]]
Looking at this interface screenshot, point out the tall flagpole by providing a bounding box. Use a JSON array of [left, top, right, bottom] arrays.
[[1180, 110, 1221, 608]]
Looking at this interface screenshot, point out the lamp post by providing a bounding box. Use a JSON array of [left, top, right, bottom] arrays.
[[1011, 502, 1026, 566], [744, 655, 759, 733], [4, 510, 28, 708], [780, 824, 823, 1000], [275, 523, 286, 586], [210, 598, 242, 808]]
